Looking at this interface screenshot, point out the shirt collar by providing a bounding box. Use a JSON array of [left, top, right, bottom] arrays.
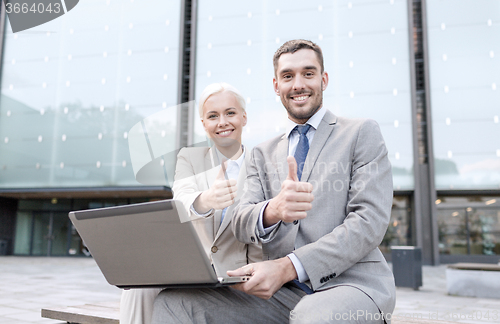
[[285, 106, 326, 138], [230, 145, 246, 169], [214, 145, 246, 168]]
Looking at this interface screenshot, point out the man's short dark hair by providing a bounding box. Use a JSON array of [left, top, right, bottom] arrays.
[[273, 39, 324, 75]]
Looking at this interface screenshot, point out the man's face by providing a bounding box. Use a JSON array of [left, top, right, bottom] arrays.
[[273, 49, 329, 124]]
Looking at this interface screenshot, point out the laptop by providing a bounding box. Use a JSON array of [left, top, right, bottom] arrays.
[[68, 199, 250, 289]]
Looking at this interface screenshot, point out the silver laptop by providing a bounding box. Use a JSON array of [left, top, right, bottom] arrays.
[[68, 199, 249, 289]]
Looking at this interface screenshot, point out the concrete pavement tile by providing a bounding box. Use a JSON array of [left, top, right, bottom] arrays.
[[4, 310, 48, 322], [0, 319, 43, 324], [0, 306, 27, 316], [475, 302, 500, 309], [455, 321, 500, 324], [393, 311, 435, 318], [0, 298, 19, 306], [462, 309, 500, 322], [21, 295, 76, 304], [0, 286, 28, 292], [35, 316, 68, 324], [3, 301, 50, 312]]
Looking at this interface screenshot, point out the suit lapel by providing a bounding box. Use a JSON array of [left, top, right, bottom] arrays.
[[204, 147, 219, 188], [277, 134, 289, 183], [204, 147, 222, 234], [301, 110, 337, 182], [214, 149, 249, 241]]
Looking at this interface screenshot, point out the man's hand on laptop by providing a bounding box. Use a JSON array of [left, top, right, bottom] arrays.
[[227, 257, 297, 300], [263, 156, 314, 227]]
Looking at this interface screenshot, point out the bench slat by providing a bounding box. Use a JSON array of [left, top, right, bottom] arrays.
[[447, 262, 500, 271], [41, 303, 119, 324]]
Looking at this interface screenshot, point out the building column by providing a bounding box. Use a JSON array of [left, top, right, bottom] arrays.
[[176, 0, 197, 149], [407, 0, 439, 265]]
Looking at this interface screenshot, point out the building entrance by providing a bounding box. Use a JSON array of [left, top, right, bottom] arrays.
[[32, 212, 70, 256], [11, 198, 162, 256]]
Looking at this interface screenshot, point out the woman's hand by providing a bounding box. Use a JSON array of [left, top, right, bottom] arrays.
[[193, 164, 238, 213]]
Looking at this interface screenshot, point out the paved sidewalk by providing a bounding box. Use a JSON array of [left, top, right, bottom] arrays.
[[0, 256, 499, 323], [392, 265, 500, 324], [0, 256, 120, 324]]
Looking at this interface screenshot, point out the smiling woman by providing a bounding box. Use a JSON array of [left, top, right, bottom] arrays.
[[198, 82, 247, 159], [193, 82, 247, 213]]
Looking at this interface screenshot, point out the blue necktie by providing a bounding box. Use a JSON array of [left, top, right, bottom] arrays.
[[291, 124, 314, 295], [220, 207, 227, 225], [292, 279, 314, 295], [293, 124, 311, 180]]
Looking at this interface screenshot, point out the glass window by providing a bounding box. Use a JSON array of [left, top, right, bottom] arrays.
[[380, 195, 412, 253], [31, 212, 50, 256], [71, 198, 128, 210], [129, 197, 163, 204], [469, 209, 500, 255], [0, 0, 181, 188], [194, 0, 414, 190], [13, 211, 32, 255], [29, 211, 71, 256], [18, 198, 71, 211], [437, 196, 500, 255], [426, 0, 500, 189], [13, 198, 142, 256], [69, 222, 86, 256], [438, 208, 468, 255], [49, 212, 71, 256]]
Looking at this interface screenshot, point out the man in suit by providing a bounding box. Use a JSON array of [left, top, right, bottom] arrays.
[[152, 40, 395, 324]]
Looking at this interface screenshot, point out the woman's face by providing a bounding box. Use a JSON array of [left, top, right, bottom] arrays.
[[201, 91, 247, 148]]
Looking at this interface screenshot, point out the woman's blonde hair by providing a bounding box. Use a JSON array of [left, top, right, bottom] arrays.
[[198, 83, 246, 118]]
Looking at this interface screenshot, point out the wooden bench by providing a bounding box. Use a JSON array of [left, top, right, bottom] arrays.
[[41, 302, 458, 324], [446, 262, 500, 298], [41, 302, 119, 324]]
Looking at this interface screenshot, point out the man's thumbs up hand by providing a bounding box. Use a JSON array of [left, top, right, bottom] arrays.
[[263, 157, 314, 227]]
